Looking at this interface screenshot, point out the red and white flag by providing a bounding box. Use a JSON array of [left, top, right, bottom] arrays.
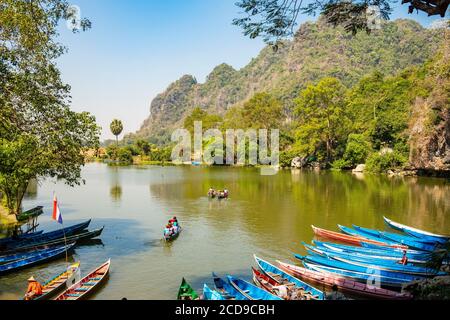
[[52, 195, 63, 224]]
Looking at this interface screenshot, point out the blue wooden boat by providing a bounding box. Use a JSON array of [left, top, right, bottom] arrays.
[[227, 275, 282, 300], [379, 232, 440, 252], [352, 225, 438, 245], [0, 243, 75, 275], [384, 216, 450, 244], [0, 231, 44, 246], [304, 245, 442, 272], [295, 254, 426, 282], [2, 227, 103, 254], [203, 284, 224, 300], [254, 255, 324, 300], [212, 272, 248, 300], [338, 225, 400, 246], [303, 262, 408, 288], [312, 241, 433, 264], [0, 220, 91, 251], [304, 249, 446, 277], [0, 245, 66, 264]]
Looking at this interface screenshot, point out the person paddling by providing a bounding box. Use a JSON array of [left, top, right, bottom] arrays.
[[24, 277, 43, 300]]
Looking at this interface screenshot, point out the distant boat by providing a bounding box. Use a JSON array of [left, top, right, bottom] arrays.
[[55, 259, 111, 300]]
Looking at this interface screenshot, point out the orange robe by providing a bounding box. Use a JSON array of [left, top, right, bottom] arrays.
[[26, 281, 43, 297]]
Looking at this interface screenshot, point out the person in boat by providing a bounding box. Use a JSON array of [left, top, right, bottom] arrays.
[[172, 216, 179, 227], [208, 188, 215, 197], [399, 250, 409, 265], [24, 276, 43, 300], [326, 285, 346, 300], [223, 189, 229, 198], [272, 285, 290, 300]]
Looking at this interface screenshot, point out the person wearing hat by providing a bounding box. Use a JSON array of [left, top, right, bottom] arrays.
[[24, 276, 43, 300]]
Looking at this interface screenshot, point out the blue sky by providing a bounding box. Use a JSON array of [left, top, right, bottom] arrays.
[[57, 0, 446, 140]]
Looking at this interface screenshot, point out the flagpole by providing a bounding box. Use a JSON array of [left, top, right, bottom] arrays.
[[53, 192, 68, 265]]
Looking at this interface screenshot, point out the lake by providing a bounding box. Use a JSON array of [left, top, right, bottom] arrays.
[[1, 163, 449, 300]]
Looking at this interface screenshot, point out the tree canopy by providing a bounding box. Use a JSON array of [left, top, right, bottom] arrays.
[[0, 0, 99, 216], [233, 0, 448, 46]]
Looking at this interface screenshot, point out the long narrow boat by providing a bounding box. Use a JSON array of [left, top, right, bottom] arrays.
[[0, 245, 69, 264], [2, 227, 103, 254], [17, 206, 44, 223], [338, 225, 409, 248], [212, 272, 248, 300], [312, 252, 446, 277], [305, 245, 446, 276], [384, 216, 450, 244], [303, 262, 408, 289], [26, 262, 81, 300], [254, 255, 324, 300], [312, 242, 432, 265], [0, 231, 44, 246], [164, 226, 182, 242], [55, 259, 111, 300], [340, 225, 440, 252], [0, 243, 75, 275], [252, 267, 281, 294], [177, 278, 199, 300], [227, 275, 282, 300], [0, 220, 92, 251], [353, 225, 439, 245], [296, 254, 426, 282], [277, 261, 412, 300], [311, 226, 407, 249], [203, 284, 224, 300]]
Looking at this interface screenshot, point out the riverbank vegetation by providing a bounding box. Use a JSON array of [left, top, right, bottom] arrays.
[[0, 0, 100, 219]]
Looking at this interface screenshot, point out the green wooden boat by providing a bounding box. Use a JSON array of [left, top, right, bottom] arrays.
[[17, 206, 44, 223], [177, 278, 199, 300]]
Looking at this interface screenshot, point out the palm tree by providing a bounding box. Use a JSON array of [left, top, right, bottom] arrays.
[[110, 119, 123, 146]]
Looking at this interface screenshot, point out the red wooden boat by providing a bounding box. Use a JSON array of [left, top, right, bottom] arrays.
[[277, 261, 412, 300], [251, 267, 280, 294], [311, 226, 407, 249], [54, 259, 110, 300]]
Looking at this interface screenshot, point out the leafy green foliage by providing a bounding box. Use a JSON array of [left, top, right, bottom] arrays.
[[184, 107, 222, 134], [343, 134, 372, 166], [365, 151, 408, 173], [110, 119, 124, 142], [294, 77, 350, 162]]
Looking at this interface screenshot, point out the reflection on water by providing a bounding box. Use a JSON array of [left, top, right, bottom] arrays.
[[1, 163, 449, 300]]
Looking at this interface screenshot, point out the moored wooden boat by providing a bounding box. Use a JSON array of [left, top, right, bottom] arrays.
[[252, 267, 280, 294], [254, 255, 324, 300], [0, 245, 70, 265], [17, 206, 44, 222], [0, 243, 75, 275], [164, 226, 182, 242], [353, 225, 439, 245], [26, 262, 81, 300], [227, 275, 282, 300], [296, 254, 425, 282], [212, 272, 247, 300], [177, 278, 199, 300], [312, 225, 407, 249], [2, 227, 103, 254], [277, 261, 412, 300], [384, 216, 450, 244], [55, 259, 110, 300], [203, 284, 224, 300]]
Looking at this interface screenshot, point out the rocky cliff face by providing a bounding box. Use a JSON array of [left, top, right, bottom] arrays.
[[409, 36, 450, 174], [134, 19, 443, 145]]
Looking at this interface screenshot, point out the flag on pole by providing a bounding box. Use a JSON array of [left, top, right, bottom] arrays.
[[52, 195, 63, 224]]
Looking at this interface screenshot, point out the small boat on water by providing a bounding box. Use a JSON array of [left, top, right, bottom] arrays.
[[0, 220, 92, 251], [212, 272, 248, 300], [303, 262, 408, 289], [203, 284, 224, 300], [177, 278, 199, 300], [55, 259, 111, 300], [384, 216, 450, 244], [0, 245, 70, 264], [0, 231, 44, 246], [353, 225, 439, 245], [296, 254, 426, 282], [2, 227, 104, 254], [227, 275, 282, 300], [277, 261, 412, 300], [311, 226, 407, 249], [25, 262, 81, 300], [340, 225, 440, 252], [254, 255, 323, 300], [252, 267, 280, 294], [17, 206, 44, 223], [0, 243, 76, 275]]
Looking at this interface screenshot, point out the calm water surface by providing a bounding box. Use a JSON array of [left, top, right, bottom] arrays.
[[1, 163, 449, 299]]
